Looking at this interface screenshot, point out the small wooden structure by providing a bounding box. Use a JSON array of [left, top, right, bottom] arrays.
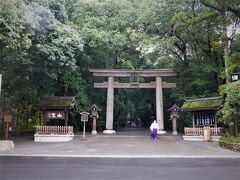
[[35, 96, 77, 126], [34, 96, 77, 142], [181, 96, 224, 141]]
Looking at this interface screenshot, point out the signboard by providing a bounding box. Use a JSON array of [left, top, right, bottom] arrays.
[[81, 114, 88, 122], [80, 112, 89, 122], [4, 114, 12, 123], [46, 111, 65, 119], [130, 72, 139, 84]]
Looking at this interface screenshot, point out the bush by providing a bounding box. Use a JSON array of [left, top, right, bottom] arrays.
[[12, 125, 22, 136], [218, 81, 240, 136], [220, 134, 240, 143], [219, 134, 240, 152]]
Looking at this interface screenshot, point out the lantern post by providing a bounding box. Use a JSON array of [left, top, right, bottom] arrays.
[[231, 72, 240, 82], [168, 104, 181, 135], [89, 104, 101, 135]]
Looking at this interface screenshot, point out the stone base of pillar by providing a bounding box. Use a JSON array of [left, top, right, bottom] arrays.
[[172, 131, 178, 135], [157, 130, 167, 135], [103, 130, 116, 134], [91, 130, 97, 135]]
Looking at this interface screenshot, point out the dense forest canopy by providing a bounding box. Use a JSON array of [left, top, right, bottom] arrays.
[[0, 0, 239, 134]]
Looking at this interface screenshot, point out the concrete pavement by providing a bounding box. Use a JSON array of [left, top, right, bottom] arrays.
[[0, 128, 240, 158]]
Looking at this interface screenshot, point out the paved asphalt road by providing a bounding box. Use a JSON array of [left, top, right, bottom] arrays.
[[0, 156, 239, 180]]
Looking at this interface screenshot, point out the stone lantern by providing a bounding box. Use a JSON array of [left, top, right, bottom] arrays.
[[168, 104, 181, 135], [89, 104, 101, 135]]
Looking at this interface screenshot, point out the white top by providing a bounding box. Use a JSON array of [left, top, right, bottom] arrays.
[[150, 121, 159, 131]]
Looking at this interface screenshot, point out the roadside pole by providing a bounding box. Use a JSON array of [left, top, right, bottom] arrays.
[[83, 121, 86, 139]]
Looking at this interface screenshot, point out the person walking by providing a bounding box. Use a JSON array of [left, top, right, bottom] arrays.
[[150, 120, 159, 140]]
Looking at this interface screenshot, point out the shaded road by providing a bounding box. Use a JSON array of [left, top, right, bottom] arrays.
[[0, 156, 239, 180]]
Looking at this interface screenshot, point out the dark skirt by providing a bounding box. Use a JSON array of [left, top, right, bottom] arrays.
[[150, 128, 158, 140]]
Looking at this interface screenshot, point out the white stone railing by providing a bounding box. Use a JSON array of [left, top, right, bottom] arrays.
[[184, 127, 223, 136], [36, 126, 74, 134], [210, 127, 224, 135], [184, 127, 203, 136]]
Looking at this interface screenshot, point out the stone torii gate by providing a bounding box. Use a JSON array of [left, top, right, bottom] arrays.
[[89, 69, 177, 134]]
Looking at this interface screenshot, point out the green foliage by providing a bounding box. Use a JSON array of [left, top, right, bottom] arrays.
[[0, 0, 30, 50], [220, 134, 240, 144], [224, 81, 240, 108], [189, 12, 218, 24], [0, 0, 240, 135], [171, 12, 188, 24], [172, 11, 218, 25], [63, 71, 89, 110], [12, 125, 22, 136], [218, 81, 240, 135], [200, 0, 240, 18], [226, 52, 240, 74]]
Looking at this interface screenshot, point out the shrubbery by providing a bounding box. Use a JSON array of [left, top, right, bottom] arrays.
[[218, 81, 240, 136]]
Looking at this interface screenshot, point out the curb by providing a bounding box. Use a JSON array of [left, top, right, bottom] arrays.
[[1, 154, 240, 159]]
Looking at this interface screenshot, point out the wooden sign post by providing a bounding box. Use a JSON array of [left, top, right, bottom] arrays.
[[4, 114, 12, 140], [80, 112, 89, 140]]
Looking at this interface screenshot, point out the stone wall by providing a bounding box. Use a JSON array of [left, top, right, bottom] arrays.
[[219, 141, 240, 152], [183, 135, 221, 141], [0, 140, 14, 151], [34, 133, 74, 142]]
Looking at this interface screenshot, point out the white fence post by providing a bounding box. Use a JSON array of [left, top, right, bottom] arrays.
[[36, 126, 74, 134]]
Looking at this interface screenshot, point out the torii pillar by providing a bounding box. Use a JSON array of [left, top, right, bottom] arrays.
[[156, 77, 165, 133], [104, 76, 115, 134]]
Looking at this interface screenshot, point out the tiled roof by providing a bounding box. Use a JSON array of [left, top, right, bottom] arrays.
[[181, 96, 223, 112], [168, 104, 181, 112], [35, 96, 77, 110]]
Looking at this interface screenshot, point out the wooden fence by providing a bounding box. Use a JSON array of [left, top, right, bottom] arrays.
[[36, 126, 74, 134], [184, 127, 223, 136]]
